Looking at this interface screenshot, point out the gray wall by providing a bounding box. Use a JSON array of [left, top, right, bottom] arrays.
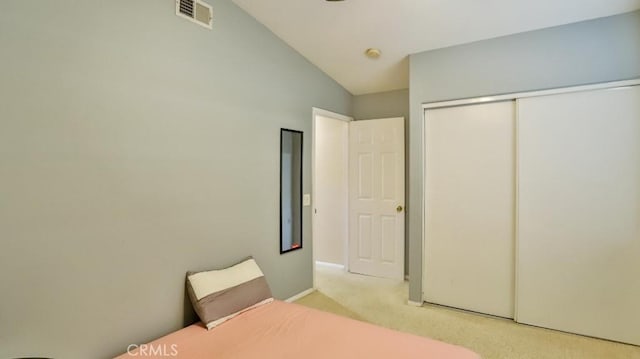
[[353, 89, 410, 275], [0, 1, 351, 358], [353, 89, 409, 121], [408, 10, 640, 301]]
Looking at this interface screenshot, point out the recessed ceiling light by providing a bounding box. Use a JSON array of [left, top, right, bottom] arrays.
[[365, 48, 381, 59]]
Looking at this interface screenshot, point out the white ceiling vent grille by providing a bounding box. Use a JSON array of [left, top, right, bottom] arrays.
[[176, 0, 212, 29]]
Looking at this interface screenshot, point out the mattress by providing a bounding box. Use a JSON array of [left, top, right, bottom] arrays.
[[116, 300, 481, 358]]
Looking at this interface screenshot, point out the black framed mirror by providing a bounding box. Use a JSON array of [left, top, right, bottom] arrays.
[[280, 128, 303, 254]]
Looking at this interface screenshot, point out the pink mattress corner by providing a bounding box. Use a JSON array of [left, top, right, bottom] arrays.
[[116, 300, 481, 359]]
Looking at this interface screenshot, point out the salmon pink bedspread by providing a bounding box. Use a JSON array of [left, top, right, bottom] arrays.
[[117, 300, 481, 358]]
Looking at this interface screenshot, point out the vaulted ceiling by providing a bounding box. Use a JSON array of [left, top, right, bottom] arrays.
[[233, 0, 640, 95]]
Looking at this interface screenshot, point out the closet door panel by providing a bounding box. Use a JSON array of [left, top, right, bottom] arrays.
[[517, 86, 640, 345], [424, 101, 515, 318]]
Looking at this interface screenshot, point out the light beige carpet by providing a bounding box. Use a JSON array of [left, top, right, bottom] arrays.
[[296, 266, 640, 359], [294, 291, 364, 321]]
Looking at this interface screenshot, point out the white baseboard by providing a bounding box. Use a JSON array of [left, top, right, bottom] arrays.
[[285, 288, 315, 302], [407, 300, 424, 307], [315, 261, 345, 270]]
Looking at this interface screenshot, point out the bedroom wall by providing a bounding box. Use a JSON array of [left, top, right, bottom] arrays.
[[0, 1, 351, 358], [353, 89, 409, 121], [408, 10, 640, 302], [352, 89, 410, 276]]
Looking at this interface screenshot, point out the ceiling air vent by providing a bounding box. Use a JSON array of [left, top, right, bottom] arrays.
[[176, 0, 212, 29]]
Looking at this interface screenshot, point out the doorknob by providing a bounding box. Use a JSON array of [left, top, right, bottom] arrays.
[[396, 205, 403, 213]]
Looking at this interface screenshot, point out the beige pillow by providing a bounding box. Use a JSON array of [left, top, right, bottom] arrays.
[[186, 257, 273, 329]]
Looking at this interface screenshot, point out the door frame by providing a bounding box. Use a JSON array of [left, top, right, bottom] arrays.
[[311, 107, 353, 290]]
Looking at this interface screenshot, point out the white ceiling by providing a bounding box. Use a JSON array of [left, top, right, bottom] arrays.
[[233, 0, 640, 95]]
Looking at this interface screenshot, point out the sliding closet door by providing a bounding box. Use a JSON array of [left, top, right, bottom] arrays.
[[517, 86, 640, 345], [424, 101, 515, 318]]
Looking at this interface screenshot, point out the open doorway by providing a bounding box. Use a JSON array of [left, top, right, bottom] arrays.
[[312, 108, 406, 289], [312, 108, 351, 288]]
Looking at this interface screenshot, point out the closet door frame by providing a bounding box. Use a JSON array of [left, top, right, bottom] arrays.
[[421, 79, 640, 111], [420, 78, 640, 313]]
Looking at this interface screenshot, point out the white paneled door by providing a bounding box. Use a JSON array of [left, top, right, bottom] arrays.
[[424, 101, 516, 318], [348, 118, 405, 280]]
